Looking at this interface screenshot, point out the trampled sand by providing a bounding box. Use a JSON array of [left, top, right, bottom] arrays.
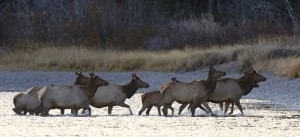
[[0, 92, 299, 137], [0, 70, 299, 137]]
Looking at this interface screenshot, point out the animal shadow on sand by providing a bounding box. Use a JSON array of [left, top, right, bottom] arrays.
[[273, 115, 300, 119], [93, 114, 135, 117], [13, 113, 97, 117]]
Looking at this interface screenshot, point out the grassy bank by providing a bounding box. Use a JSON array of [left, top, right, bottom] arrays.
[[0, 38, 300, 78], [0, 46, 237, 71]]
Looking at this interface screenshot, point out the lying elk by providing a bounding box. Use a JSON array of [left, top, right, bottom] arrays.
[[178, 68, 266, 116], [38, 73, 108, 116], [160, 66, 226, 117], [12, 72, 90, 115], [90, 73, 149, 115], [138, 77, 179, 116]]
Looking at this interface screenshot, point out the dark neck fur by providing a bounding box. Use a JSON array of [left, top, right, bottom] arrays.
[[82, 79, 98, 99], [204, 73, 218, 93], [74, 78, 81, 85], [238, 76, 257, 95], [121, 80, 139, 99]]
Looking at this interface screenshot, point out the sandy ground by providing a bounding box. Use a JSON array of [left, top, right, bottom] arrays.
[[0, 70, 299, 137]]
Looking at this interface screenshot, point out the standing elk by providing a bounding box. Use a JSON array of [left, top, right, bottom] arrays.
[[37, 73, 108, 116], [160, 66, 226, 117], [12, 72, 90, 115], [178, 68, 266, 116], [90, 73, 149, 115]]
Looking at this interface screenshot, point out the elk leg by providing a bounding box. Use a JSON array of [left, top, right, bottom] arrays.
[[60, 109, 65, 115], [73, 109, 79, 115], [228, 102, 235, 115], [84, 107, 91, 116], [138, 106, 147, 115], [146, 105, 153, 115], [12, 108, 24, 115], [202, 101, 213, 115], [188, 103, 191, 111], [29, 112, 34, 115], [71, 109, 81, 114], [163, 102, 174, 116], [157, 106, 161, 116], [35, 112, 40, 116], [169, 106, 174, 115], [198, 104, 210, 114], [118, 103, 133, 115], [34, 105, 43, 116], [190, 102, 198, 117], [81, 108, 89, 114], [108, 106, 113, 115], [162, 105, 169, 116], [178, 103, 188, 115], [71, 109, 80, 114], [190, 98, 201, 117], [23, 111, 28, 115], [224, 102, 230, 116], [219, 103, 224, 112], [71, 109, 78, 116], [41, 107, 50, 116], [234, 100, 244, 116]]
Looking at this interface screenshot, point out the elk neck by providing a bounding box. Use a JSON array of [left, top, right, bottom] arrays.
[[238, 76, 257, 95], [204, 73, 218, 93], [121, 80, 139, 99], [83, 79, 99, 98]]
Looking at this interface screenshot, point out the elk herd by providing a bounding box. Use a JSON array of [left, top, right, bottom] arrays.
[[12, 66, 266, 117]]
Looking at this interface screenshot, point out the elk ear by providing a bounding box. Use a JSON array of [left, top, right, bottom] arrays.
[[89, 72, 95, 78], [75, 71, 82, 77], [244, 67, 253, 75], [248, 67, 254, 73], [132, 73, 137, 79], [209, 66, 214, 72], [171, 77, 177, 82]]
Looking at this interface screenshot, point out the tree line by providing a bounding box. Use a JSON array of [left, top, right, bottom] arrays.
[[0, 0, 299, 50]]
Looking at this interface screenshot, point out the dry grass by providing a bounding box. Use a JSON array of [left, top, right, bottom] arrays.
[[0, 46, 239, 72], [253, 58, 300, 78], [237, 38, 300, 78], [0, 37, 299, 78], [275, 58, 300, 78]]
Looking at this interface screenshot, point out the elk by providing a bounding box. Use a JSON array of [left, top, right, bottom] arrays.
[[160, 66, 226, 117], [38, 73, 108, 116], [12, 72, 90, 115], [138, 77, 180, 116], [90, 73, 149, 115], [12, 87, 42, 115], [178, 68, 266, 116]]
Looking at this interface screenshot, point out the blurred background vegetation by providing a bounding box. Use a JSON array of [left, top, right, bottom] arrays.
[[1, 0, 300, 50], [0, 0, 299, 77]]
